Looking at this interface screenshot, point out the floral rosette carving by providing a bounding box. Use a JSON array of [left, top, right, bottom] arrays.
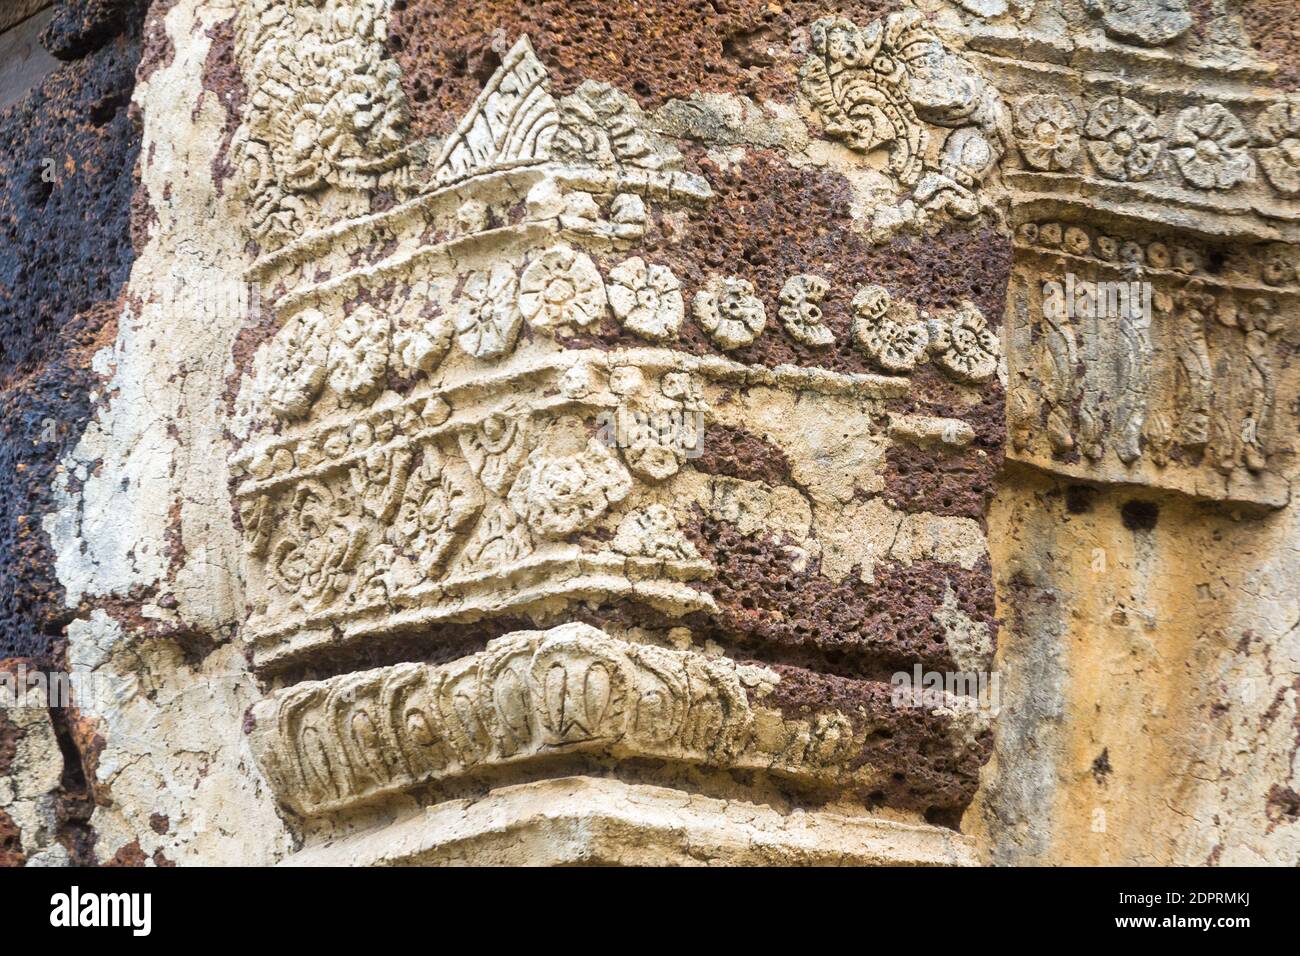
[[929, 302, 999, 383], [518, 245, 608, 334], [456, 263, 523, 359], [390, 449, 484, 575], [1013, 95, 1081, 172], [262, 308, 329, 420], [392, 282, 453, 375], [1253, 102, 1300, 198], [693, 275, 767, 350], [507, 439, 632, 540], [851, 284, 928, 373], [611, 506, 700, 561], [1084, 96, 1162, 182], [606, 257, 684, 342], [269, 481, 367, 610], [778, 274, 835, 347], [328, 304, 389, 402], [1168, 104, 1254, 190]]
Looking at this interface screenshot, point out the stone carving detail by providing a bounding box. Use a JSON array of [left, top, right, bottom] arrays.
[[611, 506, 700, 560], [219, 18, 1009, 854], [1013, 95, 1082, 172], [328, 305, 390, 403], [1169, 105, 1255, 191], [1254, 103, 1300, 198], [1170, 285, 1215, 451], [268, 480, 368, 611], [1113, 292, 1153, 464], [506, 439, 632, 540], [553, 81, 682, 171], [1015, 220, 1300, 293], [1008, 86, 1296, 201], [1083, 0, 1192, 47], [1084, 96, 1162, 183], [249, 622, 933, 818], [931, 302, 1000, 384], [852, 285, 929, 373], [456, 264, 524, 359], [262, 308, 329, 420], [852, 285, 1000, 383], [519, 245, 609, 334], [1008, 230, 1290, 507], [778, 274, 834, 347], [430, 36, 557, 185], [1210, 296, 1283, 475], [393, 285, 454, 376], [800, 11, 1006, 227], [607, 257, 684, 341], [693, 276, 767, 349], [390, 448, 484, 575], [231, 0, 413, 246]]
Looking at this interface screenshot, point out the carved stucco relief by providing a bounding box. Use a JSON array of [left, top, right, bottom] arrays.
[[217, 8, 1005, 852], [210, 0, 1293, 860]]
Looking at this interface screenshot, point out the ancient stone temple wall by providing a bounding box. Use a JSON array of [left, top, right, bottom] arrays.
[[0, 0, 1295, 866]]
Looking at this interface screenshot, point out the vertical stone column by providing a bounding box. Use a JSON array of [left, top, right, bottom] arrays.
[[225, 3, 1011, 864]]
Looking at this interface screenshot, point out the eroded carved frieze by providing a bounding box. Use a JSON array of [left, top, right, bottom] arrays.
[[800, 11, 1009, 237], [231, 0, 416, 248], [219, 10, 1005, 854], [1006, 219, 1292, 507], [249, 622, 989, 818]]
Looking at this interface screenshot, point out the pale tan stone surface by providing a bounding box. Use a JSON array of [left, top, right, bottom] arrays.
[[282, 776, 978, 867], [969, 466, 1300, 866]]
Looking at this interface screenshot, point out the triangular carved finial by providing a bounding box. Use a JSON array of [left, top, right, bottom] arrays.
[[431, 36, 559, 186]]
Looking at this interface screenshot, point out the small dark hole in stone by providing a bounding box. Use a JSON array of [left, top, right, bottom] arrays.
[[1065, 484, 1095, 514], [1120, 499, 1158, 531]]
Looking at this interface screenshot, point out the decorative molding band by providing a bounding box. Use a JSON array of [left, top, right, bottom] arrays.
[[278, 775, 979, 866], [250, 623, 990, 819]]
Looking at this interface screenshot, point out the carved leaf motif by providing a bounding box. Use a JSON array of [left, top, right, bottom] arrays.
[[269, 480, 367, 610], [431, 36, 559, 185], [530, 634, 629, 745], [459, 504, 534, 572], [553, 81, 681, 170], [390, 448, 484, 576], [350, 443, 413, 524], [801, 16, 926, 187]]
